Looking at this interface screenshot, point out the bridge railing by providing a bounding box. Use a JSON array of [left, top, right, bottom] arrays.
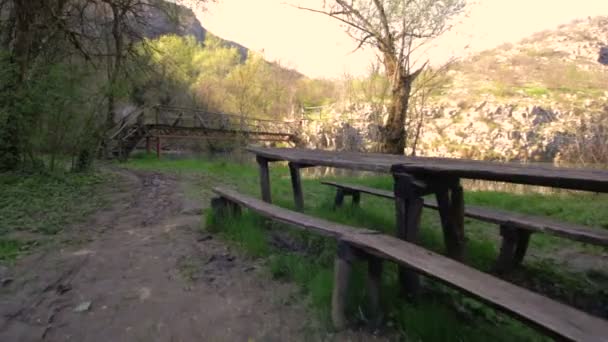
[[148, 106, 297, 136]]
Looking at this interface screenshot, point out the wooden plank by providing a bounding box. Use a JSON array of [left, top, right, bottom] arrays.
[[321, 181, 394, 199], [248, 146, 403, 173], [321, 182, 608, 247], [212, 187, 608, 341], [392, 162, 608, 193], [212, 187, 379, 238], [342, 233, 608, 342], [247, 146, 608, 193]]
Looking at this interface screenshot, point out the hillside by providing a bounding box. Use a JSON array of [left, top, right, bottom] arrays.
[[297, 17, 608, 164], [444, 16, 608, 106], [416, 17, 608, 162], [140, 2, 302, 78]]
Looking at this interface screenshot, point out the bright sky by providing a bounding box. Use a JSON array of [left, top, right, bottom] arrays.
[[198, 0, 608, 78]]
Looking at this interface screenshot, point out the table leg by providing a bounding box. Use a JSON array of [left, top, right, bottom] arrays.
[[394, 174, 424, 294], [435, 179, 466, 261], [257, 156, 272, 203], [448, 182, 466, 260], [289, 162, 304, 211]]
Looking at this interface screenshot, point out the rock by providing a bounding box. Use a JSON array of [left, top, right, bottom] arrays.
[[56, 283, 72, 294], [197, 234, 213, 242], [73, 301, 92, 313], [0, 265, 11, 287]]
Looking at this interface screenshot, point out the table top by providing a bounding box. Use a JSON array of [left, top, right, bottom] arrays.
[[247, 146, 608, 193]]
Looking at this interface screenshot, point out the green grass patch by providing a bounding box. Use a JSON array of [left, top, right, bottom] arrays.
[[0, 171, 110, 263]]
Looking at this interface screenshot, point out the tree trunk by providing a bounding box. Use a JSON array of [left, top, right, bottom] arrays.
[[378, 53, 423, 155], [379, 77, 412, 154]]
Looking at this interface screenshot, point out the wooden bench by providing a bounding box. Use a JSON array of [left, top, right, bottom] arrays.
[[321, 181, 608, 273], [211, 187, 608, 341]]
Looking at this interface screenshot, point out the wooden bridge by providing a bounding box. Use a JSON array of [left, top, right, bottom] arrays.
[[110, 106, 298, 158]]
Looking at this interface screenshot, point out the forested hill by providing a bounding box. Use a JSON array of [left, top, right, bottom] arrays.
[[140, 2, 248, 59]]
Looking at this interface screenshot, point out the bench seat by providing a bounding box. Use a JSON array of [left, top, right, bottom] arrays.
[[321, 181, 608, 272], [212, 187, 608, 342]]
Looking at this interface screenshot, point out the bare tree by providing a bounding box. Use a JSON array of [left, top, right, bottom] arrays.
[[297, 0, 465, 154]]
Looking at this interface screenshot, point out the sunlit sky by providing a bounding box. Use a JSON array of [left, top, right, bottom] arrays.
[[196, 0, 608, 78]]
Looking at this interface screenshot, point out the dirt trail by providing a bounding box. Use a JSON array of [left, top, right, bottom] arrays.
[[0, 170, 350, 342]]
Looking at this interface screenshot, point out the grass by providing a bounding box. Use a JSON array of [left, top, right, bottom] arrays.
[[126, 153, 608, 340], [0, 170, 110, 263]]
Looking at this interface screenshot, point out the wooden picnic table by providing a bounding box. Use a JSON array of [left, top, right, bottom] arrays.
[[247, 146, 608, 290]]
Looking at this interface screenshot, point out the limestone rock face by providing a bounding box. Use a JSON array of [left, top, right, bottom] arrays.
[[296, 98, 608, 164]]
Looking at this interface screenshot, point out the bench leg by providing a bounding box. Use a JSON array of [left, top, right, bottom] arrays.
[[495, 226, 531, 274], [211, 197, 241, 218], [513, 230, 532, 266], [352, 191, 361, 206], [394, 175, 424, 295], [366, 255, 383, 328], [334, 189, 345, 209], [288, 162, 304, 211], [257, 156, 272, 203], [332, 241, 355, 330]]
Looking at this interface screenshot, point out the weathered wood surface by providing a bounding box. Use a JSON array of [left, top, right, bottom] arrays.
[[247, 146, 608, 193], [321, 181, 608, 247], [321, 181, 395, 199], [212, 187, 608, 341], [343, 233, 608, 342], [212, 187, 379, 238]]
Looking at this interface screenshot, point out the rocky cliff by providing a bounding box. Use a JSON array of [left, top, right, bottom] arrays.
[[297, 16, 608, 164]]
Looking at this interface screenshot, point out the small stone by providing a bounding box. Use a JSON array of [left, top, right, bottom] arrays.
[[197, 234, 213, 242], [242, 266, 255, 273], [1, 278, 13, 287], [73, 301, 92, 313], [56, 284, 72, 294]]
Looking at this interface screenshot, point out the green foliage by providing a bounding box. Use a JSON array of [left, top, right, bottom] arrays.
[[0, 171, 109, 262], [135, 34, 300, 120], [0, 49, 101, 171]]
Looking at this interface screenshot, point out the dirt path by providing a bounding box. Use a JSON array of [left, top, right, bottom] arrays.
[[0, 169, 347, 341]]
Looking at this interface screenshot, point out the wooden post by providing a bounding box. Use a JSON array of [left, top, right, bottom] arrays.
[[145, 136, 151, 154], [495, 226, 532, 273], [394, 174, 424, 294], [513, 230, 532, 266], [495, 225, 518, 274], [288, 162, 304, 211], [435, 180, 466, 261], [156, 137, 161, 159], [334, 189, 345, 209], [352, 191, 361, 206], [257, 156, 272, 203], [366, 255, 383, 327], [448, 182, 466, 261], [332, 241, 355, 330], [211, 197, 241, 218]]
